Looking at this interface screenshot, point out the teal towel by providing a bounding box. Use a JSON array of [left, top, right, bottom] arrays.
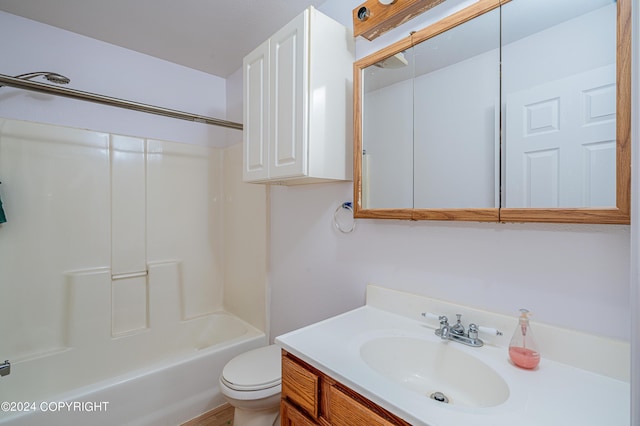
[[0, 195, 5, 223]]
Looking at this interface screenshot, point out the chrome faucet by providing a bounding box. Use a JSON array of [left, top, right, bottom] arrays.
[[422, 313, 502, 348], [450, 314, 465, 336], [438, 316, 450, 340]]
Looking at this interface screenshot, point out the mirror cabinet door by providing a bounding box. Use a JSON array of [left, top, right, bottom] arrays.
[[412, 8, 500, 209], [361, 47, 415, 210], [358, 1, 501, 220], [501, 0, 617, 209]]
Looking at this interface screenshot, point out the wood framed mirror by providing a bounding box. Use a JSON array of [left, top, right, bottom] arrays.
[[353, 0, 631, 224]]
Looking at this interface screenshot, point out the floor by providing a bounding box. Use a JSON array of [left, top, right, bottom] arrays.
[[180, 404, 234, 426]]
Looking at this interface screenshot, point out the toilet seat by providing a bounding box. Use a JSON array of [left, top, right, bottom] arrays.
[[221, 344, 282, 392]]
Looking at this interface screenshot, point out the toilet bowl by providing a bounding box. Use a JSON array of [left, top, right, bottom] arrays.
[[219, 344, 282, 426]]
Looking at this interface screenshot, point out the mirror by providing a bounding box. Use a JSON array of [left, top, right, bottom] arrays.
[[354, 0, 630, 224], [361, 8, 500, 212]]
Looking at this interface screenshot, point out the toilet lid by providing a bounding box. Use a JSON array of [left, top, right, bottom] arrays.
[[222, 344, 282, 391]]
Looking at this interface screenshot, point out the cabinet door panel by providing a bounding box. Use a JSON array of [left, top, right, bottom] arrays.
[[282, 355, 319, 418], [328, 385, 396, 426], [281, 400, 319, 426], [270, 9, 308, 179], [243, 39, 270, 181]]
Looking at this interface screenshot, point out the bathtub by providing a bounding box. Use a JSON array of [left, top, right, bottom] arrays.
[[0, 312, 267, 426]]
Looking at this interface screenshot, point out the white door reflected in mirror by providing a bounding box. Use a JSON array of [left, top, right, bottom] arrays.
[[501, 0, 616, 209]]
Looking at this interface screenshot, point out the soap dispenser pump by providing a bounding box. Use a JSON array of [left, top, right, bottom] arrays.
[[509, 309, 540, 369]]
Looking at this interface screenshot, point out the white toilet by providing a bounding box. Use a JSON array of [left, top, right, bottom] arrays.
[[219, 344, 282, 426]]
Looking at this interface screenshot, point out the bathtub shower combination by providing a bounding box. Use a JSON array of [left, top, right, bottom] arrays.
[[0, 118, 267, 425]]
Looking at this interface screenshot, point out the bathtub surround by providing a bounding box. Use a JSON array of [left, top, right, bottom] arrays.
[[0, 118, 267, 424]]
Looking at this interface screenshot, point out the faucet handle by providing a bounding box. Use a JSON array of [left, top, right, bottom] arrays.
[[468, 323, 479, 339], [478, 326, 503, 336], [451, 313, 465, 335], [421, 312, 439, 321]]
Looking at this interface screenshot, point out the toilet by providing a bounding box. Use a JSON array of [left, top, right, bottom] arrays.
[[219, 344, 282, 426]]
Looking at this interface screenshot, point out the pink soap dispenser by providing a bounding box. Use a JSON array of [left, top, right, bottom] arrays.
[[509, 309, 540, 369]]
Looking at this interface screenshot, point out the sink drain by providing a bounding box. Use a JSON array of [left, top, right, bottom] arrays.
[[430, 391, 450, 404]]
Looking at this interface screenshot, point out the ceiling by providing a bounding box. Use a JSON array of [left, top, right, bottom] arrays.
[[0, 0, 329, 78]]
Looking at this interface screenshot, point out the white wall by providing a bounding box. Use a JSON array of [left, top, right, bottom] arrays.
[[269, 182, 630, 340], [0, 11, 241, 147], [223, 143, 268, 332], [265, 0, 633, 343]]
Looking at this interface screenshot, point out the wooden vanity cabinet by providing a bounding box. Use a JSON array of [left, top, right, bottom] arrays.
[[281, 351, 411, 426]]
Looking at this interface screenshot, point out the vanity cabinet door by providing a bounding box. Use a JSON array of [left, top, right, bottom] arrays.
[[327, 385, 397, 426], [281, 354, 320, 418], [281, 400, 320, 426]]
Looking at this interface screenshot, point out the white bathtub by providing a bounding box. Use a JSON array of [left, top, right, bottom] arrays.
[[0, 312, 267, 426]]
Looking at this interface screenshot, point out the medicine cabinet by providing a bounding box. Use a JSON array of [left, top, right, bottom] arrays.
[[353, 0, 631, 224]]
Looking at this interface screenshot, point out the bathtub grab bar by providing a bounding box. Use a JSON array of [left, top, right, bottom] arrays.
[[0, 360, 10, 377], [112, 271, 148, 281]]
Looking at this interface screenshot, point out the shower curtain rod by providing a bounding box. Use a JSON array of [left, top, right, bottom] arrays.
[[0, 73, 243, 131]]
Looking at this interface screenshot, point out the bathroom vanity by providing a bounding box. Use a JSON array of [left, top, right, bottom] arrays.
[[276, 285, 630, 426], [281, 351, 409, 425]]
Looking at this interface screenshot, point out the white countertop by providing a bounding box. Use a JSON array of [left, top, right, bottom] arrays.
[[276, 305, 630, 426]]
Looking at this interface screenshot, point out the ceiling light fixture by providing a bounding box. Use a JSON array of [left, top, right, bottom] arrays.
[[378, 0, 397, 5]]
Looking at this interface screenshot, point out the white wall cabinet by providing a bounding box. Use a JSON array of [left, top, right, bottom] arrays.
[[243, 6, 354, 184]]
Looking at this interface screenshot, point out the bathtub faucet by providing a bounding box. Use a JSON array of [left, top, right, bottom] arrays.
[[0, 360, 9, 377]]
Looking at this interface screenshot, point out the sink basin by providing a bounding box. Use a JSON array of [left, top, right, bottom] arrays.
[[360, 336, 510, 408]]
